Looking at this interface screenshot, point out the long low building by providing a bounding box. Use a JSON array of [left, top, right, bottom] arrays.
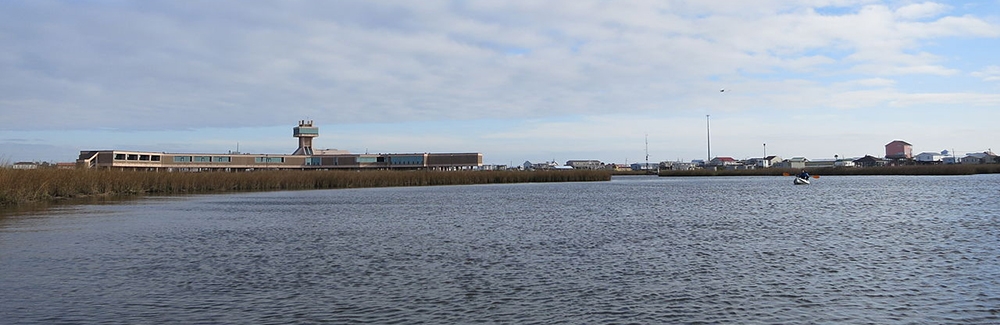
[[77, 121, 483, 171]]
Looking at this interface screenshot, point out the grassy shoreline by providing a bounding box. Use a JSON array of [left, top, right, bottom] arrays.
[[0, 169, 612, 207], [658, 164, 1000, 177]]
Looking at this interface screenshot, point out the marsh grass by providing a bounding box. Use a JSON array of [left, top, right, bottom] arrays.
[[658, 164, 1000, 177], [0, 169, 611, 207]]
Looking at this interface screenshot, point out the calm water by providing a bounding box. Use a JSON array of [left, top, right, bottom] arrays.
[[2, 175, 999, 324]]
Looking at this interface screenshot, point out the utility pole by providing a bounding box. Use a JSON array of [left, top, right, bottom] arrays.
[[645, 133, 649, 170]]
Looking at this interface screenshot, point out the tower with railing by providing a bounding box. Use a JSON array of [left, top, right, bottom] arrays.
[[292, 120, 319, 155]]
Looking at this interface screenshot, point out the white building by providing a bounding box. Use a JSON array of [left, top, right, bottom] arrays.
[[834, 159, 856, 167], [11, 162, 38, 169], [565, 160, 603, 169], [915, 152, 946, 163], [961, 151, 998, 164]]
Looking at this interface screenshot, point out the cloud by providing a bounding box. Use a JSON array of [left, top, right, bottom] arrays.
[[972, 66, 1000, 82], [894, 2, 950, 20], [1, 0, 999, 164]]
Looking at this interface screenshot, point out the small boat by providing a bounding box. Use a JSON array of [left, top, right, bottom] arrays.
[[794, 177, 810, 185]]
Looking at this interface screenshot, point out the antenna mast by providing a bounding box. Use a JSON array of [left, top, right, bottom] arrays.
[[706, 115, 711, 162], [645, 134, 649, 168]]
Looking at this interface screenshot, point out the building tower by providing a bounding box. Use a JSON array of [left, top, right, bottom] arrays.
[[292, 120, 319, 155]]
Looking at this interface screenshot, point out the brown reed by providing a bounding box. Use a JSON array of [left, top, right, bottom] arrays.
[[0, 169, 612, 207]]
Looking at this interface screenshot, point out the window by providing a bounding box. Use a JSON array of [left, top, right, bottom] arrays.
[[127, 154, 139, 160], [173, 156, 192, 163], [357, 157, 377, 163], [151, 155, 161, 162], [306, 157, 322, 166], [391, 156, 424, 165], [255, 157, 284, 163], [114, 153, 126, 160], [193, 156, 212, 163], [213, 156, 231, 163], [139, 155, 150, 161]]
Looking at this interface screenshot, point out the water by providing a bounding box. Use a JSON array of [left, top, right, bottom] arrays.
[[2, 175, 999, 324]]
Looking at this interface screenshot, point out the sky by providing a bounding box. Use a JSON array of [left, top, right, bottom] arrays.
[[2, 0, 999, 166]]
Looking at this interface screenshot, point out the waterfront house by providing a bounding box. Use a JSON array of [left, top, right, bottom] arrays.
[[885, 140, 913, 159], [742, 156, 782, 168], [662, 161, 697, 171], [524, 160, 560, 170], [11, 162, 38, 169], [805, 159, 835, 168], [764, 155, 782, 167], [629, 162, 658, 172], [774, 157, 808, 169], [915, 152, 947, 164], [853, 155, 888, 167], [606, 163, 632, 172], [961, 151, 998, 164], [565, 160, 603, 169], [708, 157, 739, 167], [834, 159, 856, 168], [744, 157, 768, 168]]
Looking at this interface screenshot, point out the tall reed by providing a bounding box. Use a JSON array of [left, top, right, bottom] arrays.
[[0, 169, 611, 207]]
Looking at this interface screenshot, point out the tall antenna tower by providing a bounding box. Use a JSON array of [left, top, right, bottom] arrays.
[[706, 114, 711, 162], [645, 134, 649, 168]]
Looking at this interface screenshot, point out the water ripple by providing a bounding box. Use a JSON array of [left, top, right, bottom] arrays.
[[2, 175, 999, 324]]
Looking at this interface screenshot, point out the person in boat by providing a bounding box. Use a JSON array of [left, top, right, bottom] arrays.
[[797, 170, 810, 179]]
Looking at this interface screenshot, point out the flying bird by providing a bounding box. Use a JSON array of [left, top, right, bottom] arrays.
[[720, 88, 726, 92]]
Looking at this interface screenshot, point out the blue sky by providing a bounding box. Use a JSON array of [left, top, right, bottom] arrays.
[[2, 0, 999, 165]]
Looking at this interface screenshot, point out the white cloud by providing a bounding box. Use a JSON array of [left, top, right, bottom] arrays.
[[894, 2, 950, 20], [972, 66, 1000, 82], [1, 0, 999, 163]]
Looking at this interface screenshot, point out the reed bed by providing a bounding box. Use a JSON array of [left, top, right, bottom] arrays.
[[658, 164, 1000, 177], [0, 169, 611, 207]]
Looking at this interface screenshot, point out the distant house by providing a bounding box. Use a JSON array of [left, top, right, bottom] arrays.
[[745, 156, 781, 168], [961, 151, 998, 164], [914, 152, 946, 164], [11, 162, 38, 169], [833, 159, 856, 168], [599, 163, 626, 171], [885, 140, 913, 159], [805, 160, 835, 168], [661, 161, 697, 171], [764, 156, 782, 167], [524, 160, 560, 170], [708, 157, 739, 167], [853, 155, 887, 167], [774, 157, 808, 169], [565, 160, 603, 170], [629, 162, 658, 171]]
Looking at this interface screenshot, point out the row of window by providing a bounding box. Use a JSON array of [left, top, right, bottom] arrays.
[[355, 156, 426, 165], [391, 156, 424, 165], [114, 154, 428, 166], [170, 156, 283, 163], [113, 154, 290, 164], [173, 156, 232, 163], [255, 157, 285, 163], [114, 153, 162, 161]]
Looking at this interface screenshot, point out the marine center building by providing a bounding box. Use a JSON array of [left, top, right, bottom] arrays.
[[77, 120, 483, 171]]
